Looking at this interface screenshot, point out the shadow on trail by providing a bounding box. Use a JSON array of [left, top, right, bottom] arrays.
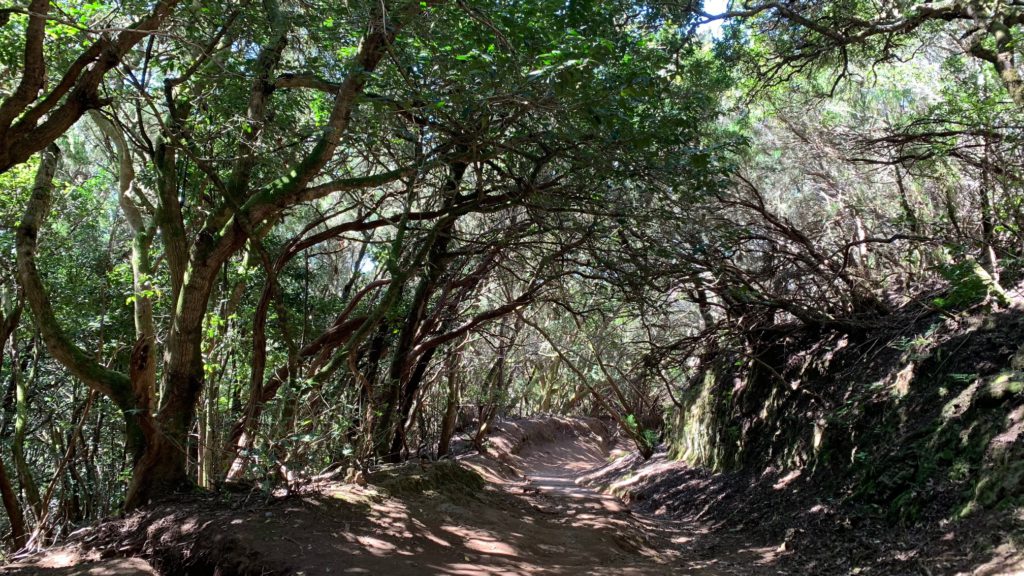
[[1, 417, 794, 575]]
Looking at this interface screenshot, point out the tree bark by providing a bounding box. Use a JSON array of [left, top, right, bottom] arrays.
[[437, 345, 464, 458], [13, 339, 42, 522], [15, 145, 162, 509], [0, 454, 26, 550], [0, 298, 26, 549], [19, 0, 440, 508], [0, 0, 182, 174]]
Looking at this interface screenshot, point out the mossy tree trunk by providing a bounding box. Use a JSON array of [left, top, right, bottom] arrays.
[[17, 2, 437, 508], [0, 299, 27, 549]]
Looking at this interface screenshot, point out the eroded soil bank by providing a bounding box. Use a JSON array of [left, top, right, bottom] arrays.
[[2, 416, 1020, 575]]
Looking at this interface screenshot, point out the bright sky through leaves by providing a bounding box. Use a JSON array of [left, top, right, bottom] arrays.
[[700, 0, 728, 37]]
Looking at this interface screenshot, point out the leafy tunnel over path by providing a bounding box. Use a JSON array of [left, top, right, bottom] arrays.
[[0, 0, 1023, 573]]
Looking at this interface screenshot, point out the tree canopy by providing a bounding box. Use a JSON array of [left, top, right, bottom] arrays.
[[0, 0, 1022, 558]]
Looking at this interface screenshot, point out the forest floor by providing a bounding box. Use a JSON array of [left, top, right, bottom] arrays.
[[2, 416, 1021, 575]]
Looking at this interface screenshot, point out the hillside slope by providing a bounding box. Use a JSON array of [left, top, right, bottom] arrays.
[[584, 298, 1024, 574]]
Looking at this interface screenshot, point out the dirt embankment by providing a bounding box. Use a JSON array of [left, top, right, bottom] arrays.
[[595, 299, 1024, 576]]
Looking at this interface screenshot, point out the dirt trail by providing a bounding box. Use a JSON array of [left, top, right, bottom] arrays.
[[468, 417, 777, 575], [2, 418, 772, 575]]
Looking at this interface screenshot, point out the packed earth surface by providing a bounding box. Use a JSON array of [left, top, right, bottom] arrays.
[[1, 417, 1020, 576]]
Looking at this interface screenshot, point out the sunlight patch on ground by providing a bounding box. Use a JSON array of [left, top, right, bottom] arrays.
[[441, 525, 520, 558], [772, 470, 801, 490]]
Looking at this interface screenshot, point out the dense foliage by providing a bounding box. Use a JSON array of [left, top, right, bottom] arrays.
[[0, 0, 1022, 557]]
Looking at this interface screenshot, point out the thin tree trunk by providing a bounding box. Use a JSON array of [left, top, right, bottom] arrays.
[[437, 345, 464, 457], [0, 298, 26, 549], [14, 338, 42, 522], [0, 455, 27, 550], [980, 141, 1000, 282]]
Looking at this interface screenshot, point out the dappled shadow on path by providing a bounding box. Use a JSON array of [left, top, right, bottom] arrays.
[[501, 419, 783, 576], [4, 417, 782, 575]]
